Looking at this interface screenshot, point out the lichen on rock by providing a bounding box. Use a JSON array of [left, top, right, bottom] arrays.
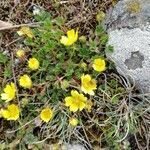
[[105, 0, 150, 93]]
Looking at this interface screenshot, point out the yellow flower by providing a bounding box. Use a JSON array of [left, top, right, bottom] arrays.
[[17, 26, 34, 38], [65, 90, 87, 112], [96, 11, 106, 22], [40, 108, 53, 123], [60, 29, 78, 46], [1, 104, 20, 120], [92, 58, 106, 72], [1, 82, 16, 102], [69, 117, 79, 126], [19, 74, 32, 89], [28, 58, 39, 70], [16, 49, 25, 58], [85, 100, 93, 112], [81, 74, 97, 95]]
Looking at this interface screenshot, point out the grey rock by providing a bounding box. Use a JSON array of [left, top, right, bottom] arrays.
[[105, 0, 150, 31], [64, 144, 86, 150], [105, 0, 150, 93]]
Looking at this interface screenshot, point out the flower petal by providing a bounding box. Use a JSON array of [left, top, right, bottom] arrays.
[[1, 93, 8, 100], [69, 104, 78, 112], [1, 110, 10, 119], [79, 102, 86, 111], [67, 29, 75, 39], [74, 30, 78, 42], [17, 30, 24, 36], [71, 90, 79, 97], [7, 104, 20, 120], [60, 36, 68, 45], [65, 97, 73, 106], [79, 94, 87, 102]]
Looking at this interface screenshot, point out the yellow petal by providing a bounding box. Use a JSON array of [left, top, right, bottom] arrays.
[[17, 30, 24, 36], [17, 27, 34, 38], [1, 83, 16, 101], [67, 29, 78, 44], [1, 104, 20, 120], [7, 104, 20, 120], [81, 86, 95, 95], [69, 104, 78, 112], [81, 74, 91, 83], [1, 110, 10, 119], [71, 90, 79, 97], [1, 93, 9, 100], [79, 94, 87, 102], [27, 33, 34, 38], [66, 39, 74, 46], [67, 29, 75, 39], [74, 29, 78, 42], [85, 100, 93, 112], [60, 36, 68, 45], [64, 90, 87, 112], [79, 102, 86, 111], [88, 90, 95, 95], [16, 49, 25, 58], [65, 97, 73, 106], [10, 82, 16, 91], [4, 84, 11, 93], [81, 74, 97, 95], [69, 118, 79, 126], [61, 29, 78, 46]]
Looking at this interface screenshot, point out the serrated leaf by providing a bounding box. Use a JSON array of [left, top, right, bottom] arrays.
[[0, 52, 8, 63], [105, 45, 114, 53], [100, 34, 108, 45]]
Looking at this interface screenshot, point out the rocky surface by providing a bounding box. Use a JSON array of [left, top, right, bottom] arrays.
[[105, 0, 150, 30], [105, 0, 150, 93], [65, 143, 86, 150]]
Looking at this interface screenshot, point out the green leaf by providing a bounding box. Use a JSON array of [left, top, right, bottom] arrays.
[[3, 64, 12, 78], [35, 11, 51, 22], [111, 95, 119, 104], [89, 39, 97, 51], [105, 45, 114, 53], [95, 24, 105, 36], [43, 18, 52, 30], [23, 132, 38, 144], [79, 47, 91, 58], [0, 52, 8, 64], [54, 17, 65, 27], [100, 34, 108, 45]]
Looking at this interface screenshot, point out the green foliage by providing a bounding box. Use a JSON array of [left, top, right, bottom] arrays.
[[1, 11, 146, 150], [23, 132, 38, 144], [23, 12, 108, 99], [3, 62, 12, 78], [105, 45, 114, 53], [0, 52, 8, 64], [100, 34, 109, 45]]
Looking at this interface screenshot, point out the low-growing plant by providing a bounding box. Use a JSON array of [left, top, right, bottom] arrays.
[[0, 11, 149, 149]]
